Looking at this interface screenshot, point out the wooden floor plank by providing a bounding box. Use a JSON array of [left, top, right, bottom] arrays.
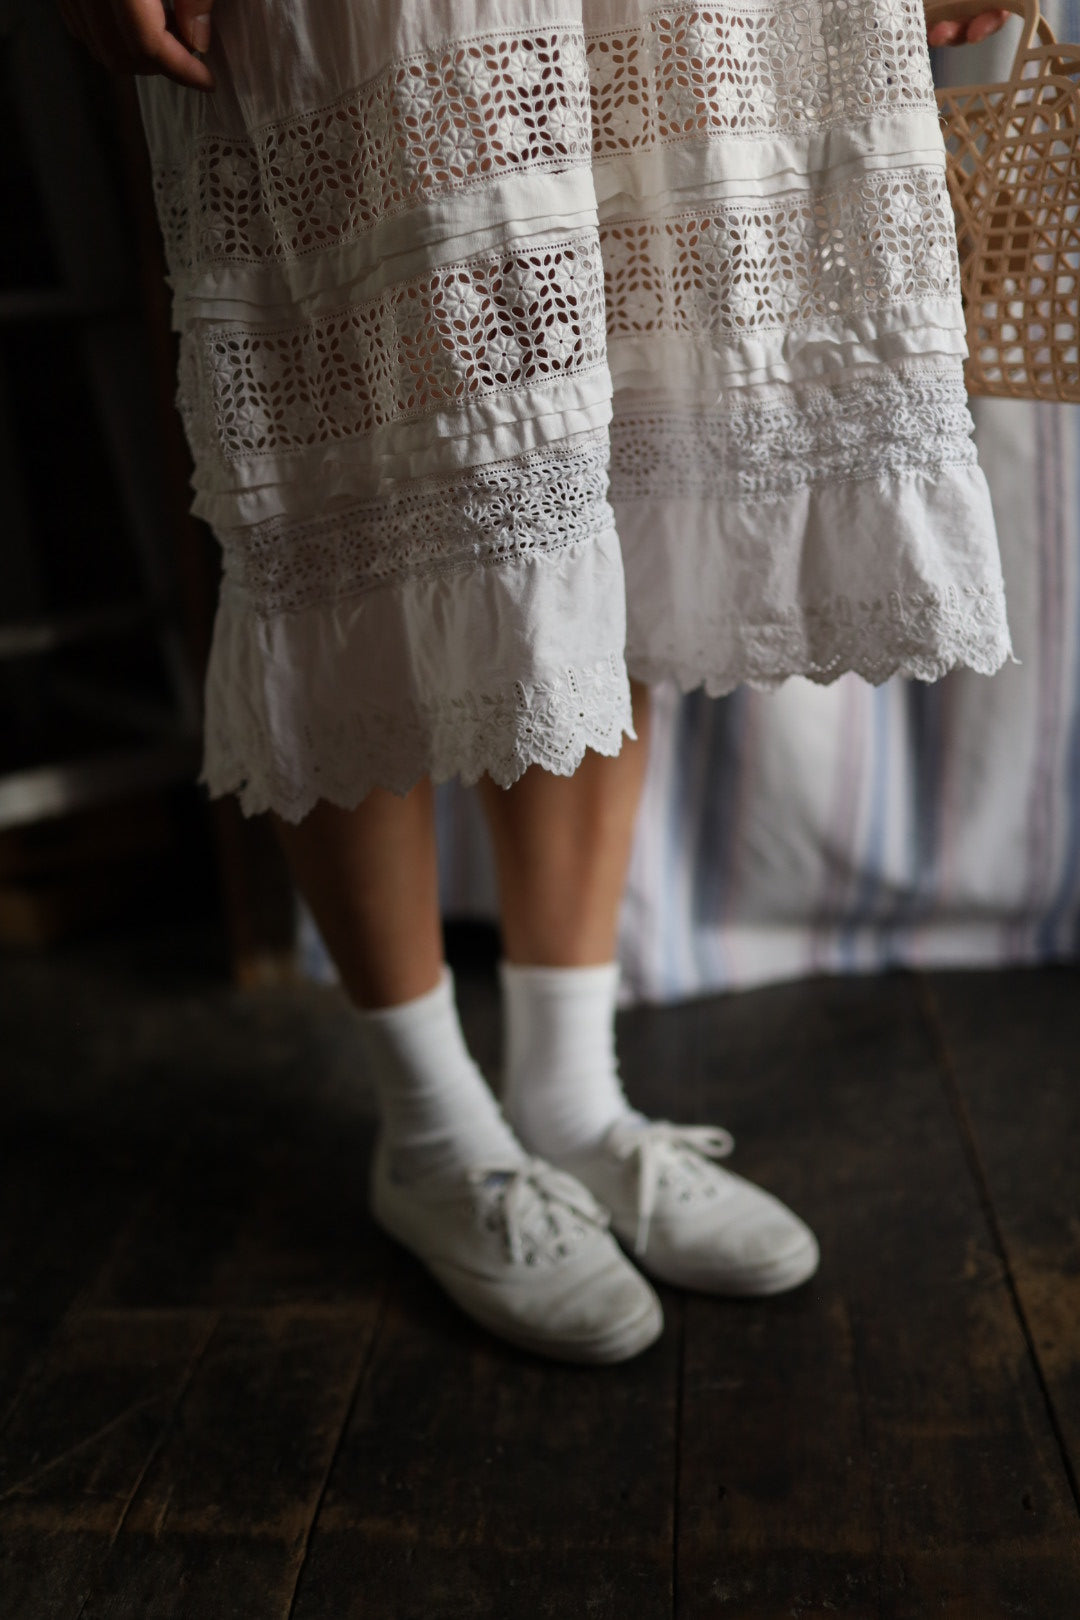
[[5, 925, 1079, 1620], [674, 972, 1080, 1619], [0, 1130, 148, 1426], [77, 1306, 377, 1620], [290, 974, 682, 1620], [0, 1310, 213, 1620], [81, 988, 381, 1311], [291, 1263, 679, 1620], [922, 966, 1080, 1499], [1, 937, 386, 1620]]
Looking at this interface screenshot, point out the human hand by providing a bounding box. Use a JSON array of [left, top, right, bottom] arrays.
[[56, 0, 216, 91], [927, 6, 1012, 46]]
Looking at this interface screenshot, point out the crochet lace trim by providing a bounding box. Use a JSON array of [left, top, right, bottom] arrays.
[[222, 431, 615, 617], [215, 367, 978, 617], [610, 361, 979, 500], [177, 162, 959, 477]]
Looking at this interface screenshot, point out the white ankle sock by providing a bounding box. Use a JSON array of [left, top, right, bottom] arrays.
[[499, 961, 641, 1161], [358, 969, 525, 1182]]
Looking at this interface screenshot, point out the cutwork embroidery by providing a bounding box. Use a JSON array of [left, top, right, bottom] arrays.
[[149, 4, 939, 280], [587, 0, 935, 152], [601, 167, 959, 338], [223, 432, 615, 616], [152, 31, 593, 273], [609, 365, 978, 502], [628, 578, 1012, 694], [184, 234, 606, 463], [179, 165, 957, 473], [202, 652, 635, 821]]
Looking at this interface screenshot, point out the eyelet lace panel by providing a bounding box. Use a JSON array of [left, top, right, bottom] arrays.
[[178, 161, 958, 481], [145, 4, 938, 283], [202, 650, 635, 821], [148, 30, 595, 276], [222, 432, 615, 617], [470, 1160, 611, 1269], [604, 1119, 736, 1256], [609, 363, 979, 502], [586, 2, 936, 153], [601, 166, 960, 342], [181, 232, 607, 467]]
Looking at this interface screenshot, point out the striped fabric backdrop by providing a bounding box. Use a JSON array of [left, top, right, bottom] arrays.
[[301, 2, 1080, 1003]]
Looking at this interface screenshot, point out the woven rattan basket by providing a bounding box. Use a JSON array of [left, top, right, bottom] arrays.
[[927, 0, 1080, 399]]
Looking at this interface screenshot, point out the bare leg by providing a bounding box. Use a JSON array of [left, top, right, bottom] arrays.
[[477, 680, 652, 965], [271, 782, 443, 1009], [271, 764, 661, 1365], [479, 680, 820, 1297]]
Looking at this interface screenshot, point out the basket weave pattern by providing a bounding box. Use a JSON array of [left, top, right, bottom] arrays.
[[929, 0, 1080, 400]]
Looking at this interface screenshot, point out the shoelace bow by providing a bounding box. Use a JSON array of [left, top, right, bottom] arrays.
[[606, 1120, 736, 1257], [467, 1158, 611, 1264]]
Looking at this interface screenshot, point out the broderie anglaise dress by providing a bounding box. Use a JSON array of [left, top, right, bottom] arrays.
[[137, 0, 1013, 820]]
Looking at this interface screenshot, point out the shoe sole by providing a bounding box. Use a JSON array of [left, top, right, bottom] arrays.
[[620, 1229, 821, 1297], [372, 1200, 665, 1366]]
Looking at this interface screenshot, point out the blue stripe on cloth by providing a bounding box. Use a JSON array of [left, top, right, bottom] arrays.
[[694, 689, 750, 987], [808, 677, 865, 975], [1016, 402, 1061, 958], [906, 680, 945, 951], [657, 689, 701, 999], [1038, 403, 1080, 954], [837, 683, 892, 971], [872, 679, 944, 968]]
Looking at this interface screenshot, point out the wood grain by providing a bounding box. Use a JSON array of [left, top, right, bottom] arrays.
[[1, 932, 1078, 1619], [923, 967, 1080, 1492], [291, 973, 682, 1620], [78, 1307, 377, 1620], [676, 973, 1080, 1619]]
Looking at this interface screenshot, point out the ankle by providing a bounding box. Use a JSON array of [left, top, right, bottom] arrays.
[[359, 968, 524, 1182], [499, 960, 633, 1161]]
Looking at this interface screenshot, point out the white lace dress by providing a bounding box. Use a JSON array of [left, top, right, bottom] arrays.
[[137, 0, 1014, 821]]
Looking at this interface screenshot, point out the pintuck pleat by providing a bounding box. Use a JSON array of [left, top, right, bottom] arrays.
[[138, 0, 1013, 820]]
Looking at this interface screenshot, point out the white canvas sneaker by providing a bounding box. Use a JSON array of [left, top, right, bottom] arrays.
[[371, 1140, 664, 1363], [557, 1118, 820, 1296]]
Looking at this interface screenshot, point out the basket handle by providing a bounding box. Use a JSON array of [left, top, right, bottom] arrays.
[[923, 0, 1057, 62]]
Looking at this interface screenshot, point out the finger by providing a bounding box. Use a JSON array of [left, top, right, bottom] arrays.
[[120, 0, 216, 89], [927, 17, 963, 44], [173, 0, 214, 56], [135, 32, 216, 90], [963, 8, 1010, 41]]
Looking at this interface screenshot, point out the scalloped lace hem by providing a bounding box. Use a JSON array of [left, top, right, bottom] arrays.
[[201, 656, 635, 822], [629, 620, 1017, 698]]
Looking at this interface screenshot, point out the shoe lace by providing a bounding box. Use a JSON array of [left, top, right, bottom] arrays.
[[467, 1158, 611, 1267], [606, 1119, 736, 1257]]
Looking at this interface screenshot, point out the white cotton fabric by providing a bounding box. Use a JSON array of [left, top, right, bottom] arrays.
[[138, 0, 1014, 821]]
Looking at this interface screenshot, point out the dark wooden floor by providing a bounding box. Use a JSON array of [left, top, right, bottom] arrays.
[[1, 921, 1078, 1619]]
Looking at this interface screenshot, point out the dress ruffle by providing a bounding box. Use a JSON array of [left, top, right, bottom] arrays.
[[138, 0, 1013, 818]]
